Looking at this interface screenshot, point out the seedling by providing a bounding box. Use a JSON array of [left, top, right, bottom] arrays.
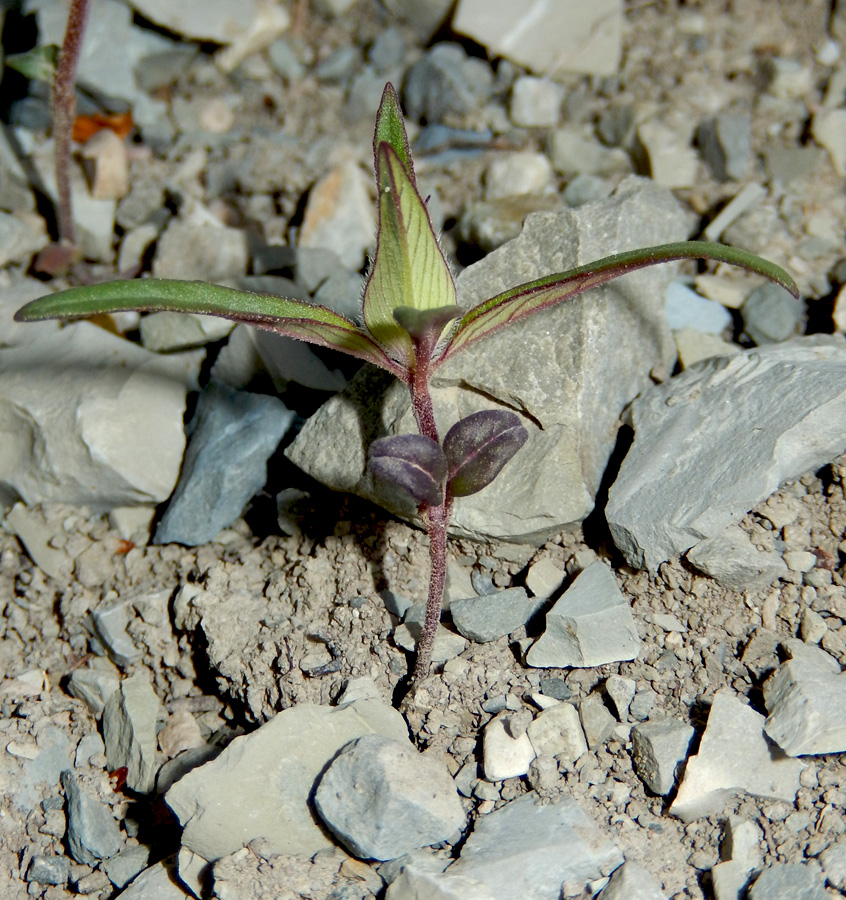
[[16, 84, 798, 681]]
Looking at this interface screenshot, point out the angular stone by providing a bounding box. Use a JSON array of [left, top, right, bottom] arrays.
[[526, 702, 587, 764], [670, 691, 803, 822], [165, 699, 409, 865], [509, 77, 564, 128], [525, 558, 565, 598], [449, 794, 624, 899], [299, 160, 374, 270], [453, 0, 622, 77], [605, 675, 636, 722], [314, 734, 464, 861], [484, 151, 554, 200], [607, 338, 846, 572], [742, 283, 803, 345], [526, 563, 641, 668], [697, 114, 752, 182], [579, 692, 616, 749], [154, 381, 295, 546], [153, 213, 248, 282], [0, 322, 196, 513], [286, 178, 688, 543], [61, 770, 122, 866], [103, 672, 163, 795], [763, 656, 846, 756], [26, 855, 70, 886], [451, 587, 542, 642], [631, 718, 695, 796], [686, 525, 788, 589], [386, 866, 495, 900], [748, 863, 827, 900], [125, 0, 270, 44], [482, 713, 537, 781], [111, 859, 188, 899], [598, 861, 667, 900]]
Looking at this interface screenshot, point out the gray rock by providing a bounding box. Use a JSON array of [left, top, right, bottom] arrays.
[[312, 267, 364, 323], [61, 770, 122, 866], [153, 214, 249, 283], [154, 381, 295, 546], [7, 727, 72, 814], [314, 46, 361, 84], [0, 321, 196, 514], [670, 690, 803, 822], [125, 0, 266, 43], [711, 816, 764, 900], [605, 675, 636, 722], [393, 605, 468, 663], [819, 843, 846, 891], [286, 177, 688, 543], [452, 0, 623, 77], [0, 211, 48, 268], [403, 43, 494, 123], [598, 861, 668, 899], [526, 702, 587, 763], [748, 863, 827, 900], [67, 666, 121, 717], [742, 282, 804, 345], [811, 108, 846, 176], [525, 558, 566, 599], [91, 601, 142, 668], [548, 129, 630, 178], [539, 676, 571, 701], [26, 855, 70, 886], [451, 587, 542, 642], [140, 312, 234, 352], [483, 712, 537, 780], [110, 858, 188, 899], [314, 734, 465, 861], [386, 865, 494, 899], [629, 688, 657, 722], [664, 280, 732, 334], [379, 0, 453, 40], [457, 195, 562, 254], [484, 151, 554, 200], [685, 524, 788, 589], [763, 656, 846, 756], [579, 692, 616, 749], [104, 845, 151, 889], [103, 671, 163, 795], [697, 114, 752, 181], [368, 27, 407, 73], [267, 37, 306, 82], [607, 338, 846, 572], [448, 793, 623, 899], [631, 718, 695, 795], [165, 699, 409, 865], [509, 77, 564, 128], [634, 119, 699, 189], [526, 563, 641, 668], [563, 174, 614, 207]]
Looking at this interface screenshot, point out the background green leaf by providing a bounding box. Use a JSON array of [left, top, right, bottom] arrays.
[[15, 279, 402, 375], [436, 241, 799, 364]]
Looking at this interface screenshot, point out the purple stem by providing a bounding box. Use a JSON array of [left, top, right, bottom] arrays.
[[53, 0, 91, 247]]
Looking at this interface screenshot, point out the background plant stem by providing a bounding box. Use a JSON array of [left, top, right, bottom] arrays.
[[53, 0, 90, 247]]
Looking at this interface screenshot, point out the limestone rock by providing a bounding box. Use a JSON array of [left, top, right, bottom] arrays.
[[670, 691, 803, 822], [526, 563, 641, 668], [286, 178, 689, 543], [607, 338, 846, 572], [631, 718, 695, 796], [103, 672, 163, 795]]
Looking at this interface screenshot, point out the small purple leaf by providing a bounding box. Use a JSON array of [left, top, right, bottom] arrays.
[[369, 434, 448, 507], [444, 410, 528, 498]]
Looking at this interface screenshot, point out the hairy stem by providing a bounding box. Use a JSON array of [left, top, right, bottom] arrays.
[[53, 0, 91, 247], [413, 499, 451, 681]]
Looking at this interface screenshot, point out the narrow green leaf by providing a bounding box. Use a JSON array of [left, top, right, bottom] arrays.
[[373, 82, 414, 184], [362, 143, 457, 365], [15, 279, 402, 376], [435, 241, 800, 365]]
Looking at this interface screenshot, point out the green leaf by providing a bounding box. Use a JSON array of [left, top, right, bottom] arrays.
[[436, 241, 800, 365], [6, 45, 59, 82], [373, 82, 414, 184], [361, 143, 457, 366], [15, 279, 402, 376]]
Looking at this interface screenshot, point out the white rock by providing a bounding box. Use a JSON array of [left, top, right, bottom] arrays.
[[763, 656, 846, 756], [386, 866, 495, 900], [598, 861, 668, 900], [674, 327, 740, 369], [453, 0, 622, 77], [636, 119, 699, 189], [118, 223, 160, 273], [800, 608, 827, 644], [782, 549, 818, 573], [79, 129, 130, 200], [526, 702, 587, 763], [834, 284, 846, 333], [299, 160, 375, 270], [605, 675, 636, 722], [508, 77, 565, 127], [686, 524, 788, 589], [140, 312, 235, 352], [165, 699, 409, 864], [153, 211, 248, 282], [525, 557, 565, 598], [526, 562, 641, 668], [483, 713, 537, 780], [608, 338, 846, 572], [811, 108, 846, 176], [110, 859, 186, 899], [0, 322, 198, 513], [103, 671, 163, 794], [484, 152, 554, 200], [126, 0, 266, 43], [2, 503, 73, 579], [448, 793, 624, 899], [670, 690, 803, 822], [0, 211, 48, 268], [214, 0, 291, 73]]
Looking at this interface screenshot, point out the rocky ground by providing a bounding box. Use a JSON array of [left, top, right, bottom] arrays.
[[2, 0, 846, 898]]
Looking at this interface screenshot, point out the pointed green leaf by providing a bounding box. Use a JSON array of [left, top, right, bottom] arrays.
[[362, 143, 457, 365], [435, 241, 800, 366], [373, 82, 415, 184], [6, 45, 59, 82], [15, 279, 402, 376]]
